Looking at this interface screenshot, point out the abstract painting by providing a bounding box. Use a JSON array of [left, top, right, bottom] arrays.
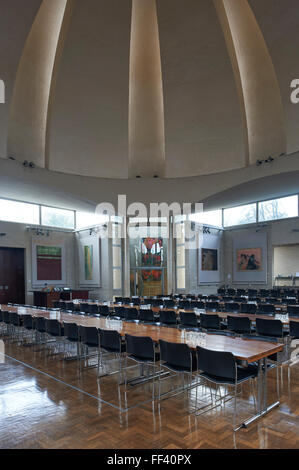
[[237, 247, 262, 271], [84, 245, 93, 281]]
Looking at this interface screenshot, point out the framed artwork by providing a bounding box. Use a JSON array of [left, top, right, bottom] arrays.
[[32, 240, 66, 286], [201, 248, 218, 271], [78, 236, 101, 286], [236, 247, 262, 271]]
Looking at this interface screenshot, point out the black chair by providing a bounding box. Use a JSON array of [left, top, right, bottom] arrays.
[[257, 304, 275, 316], [62, 322, 79, 359], [237, 289, 246, 296], [21, 315, 35, 344], [124, 308, 139, 322], [80, 303, 90, 314], [79, 326, 99, 370], [227, 289, 236, 296], [98, 329, 126, 382], [159, 310, 177, 327], [179, 300, 191, 310], [123, 297, 131, 305], [159, 339, 195, 400], [87, 304, 99, 315], [9, 312, 21, 340], [227, 316, 251, 335], [248, 289, 258, 297], [240, 303, 257, 315], [179, 311, 199, 329], [164, 299, 175, 308], [205, 301, 219, 312], [115, 297, 123, 304], [131, 298, 141, 306], [151, 298, 163, 307], [218, 288, 226, 295], [191, 301, 205, 309], [196, 346, 257, 430], [139, 309, 155, 323], [114, 306, 125, 319], [125, 334, 160, 399], [287, 305, 299, 318], [224, 302, 240, 313], [289, 321, 299, 339], [222, 296, 233, 302], [52, 301, 61, 309], [99, 305, 110, 317], [200, 313, 220, 331], [255, 318, 287, 339]]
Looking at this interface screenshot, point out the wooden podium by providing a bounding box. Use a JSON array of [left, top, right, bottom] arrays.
[[33, 291, 60, 308]]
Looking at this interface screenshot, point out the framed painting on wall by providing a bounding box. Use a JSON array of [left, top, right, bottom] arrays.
[[78, 236, 101, 287], [236, 247, 262, 271], [201, 248, 218, 271], [32, 240, 66, 286]]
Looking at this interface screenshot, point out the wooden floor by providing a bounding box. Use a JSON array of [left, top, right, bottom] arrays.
[[0, 337, 298, 449]]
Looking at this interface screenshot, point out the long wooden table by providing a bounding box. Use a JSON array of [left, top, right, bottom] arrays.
[[2, 304, 284, 429]]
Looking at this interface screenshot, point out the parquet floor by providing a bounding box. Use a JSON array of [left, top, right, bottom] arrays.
[[0, 337, 298, 449]]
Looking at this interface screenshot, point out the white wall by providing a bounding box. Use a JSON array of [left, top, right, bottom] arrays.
[[0, 220, 75, 304]]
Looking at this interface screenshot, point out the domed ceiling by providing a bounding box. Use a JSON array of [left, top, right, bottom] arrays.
[[1, 0, 299, 179]]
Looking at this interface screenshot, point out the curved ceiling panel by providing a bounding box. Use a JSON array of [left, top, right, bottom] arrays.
[[129, 0, 165, 178], [157, 0, 246, 178], [249, 0, 299, 156], [47, 0, 132, 178], [0, 0, 42, 159], [8, 0, 69, 167], [217, 0, 286, 165]]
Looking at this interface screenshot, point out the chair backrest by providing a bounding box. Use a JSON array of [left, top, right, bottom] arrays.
[[179, 311, 198, 327], [99, 305, 109, 316], [0, 310, 3, 322], [35, 317, 46, 332], [237, 289, 246, 295], [248, 289, 258, 296], [159, 339, 192, 370], [256, 318, 283, 338], [289, 321, 299, 339], [227, 289, 236, 296], [125, 334, 155, 360], [9, 311, 20, 326], [45, 319, 61, 336], [132, 298, 141, 306], [114, 306, 125, 318], [287, 305, 299, 317], [80, 303, 90, 313], [240, 303, 257, 314], [3, 310, 10, 324], [123, 297, 131, 305], [159, 310, 177, 325], [225, 302, 240, 313], [197, 346, 236, 380], [79, 326, 99, 346], [164, 299, 175, 308], [125, 308, 139, 321], [200, 313, 220, 330], [88, 304, 99, 314], [139, 309, 154, 322], [63, 322, 78, 341], [258, 303, 275, 314], [227, 315, 251, 334], [179, 300, 191, 309], [23, 315, 34, 329], [191, 301, 205, 309], [115, 297, 123, 303], [52, 301, 61, 309], [205, 301, 219, 311], [59, 301, 67, 310], [99, 329, 122, 352]]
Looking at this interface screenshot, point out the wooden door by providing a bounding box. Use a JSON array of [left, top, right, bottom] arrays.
[[0, 248, 25, 305]]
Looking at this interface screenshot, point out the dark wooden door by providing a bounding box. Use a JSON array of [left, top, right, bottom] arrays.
[[0, 248, 25, 305]]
